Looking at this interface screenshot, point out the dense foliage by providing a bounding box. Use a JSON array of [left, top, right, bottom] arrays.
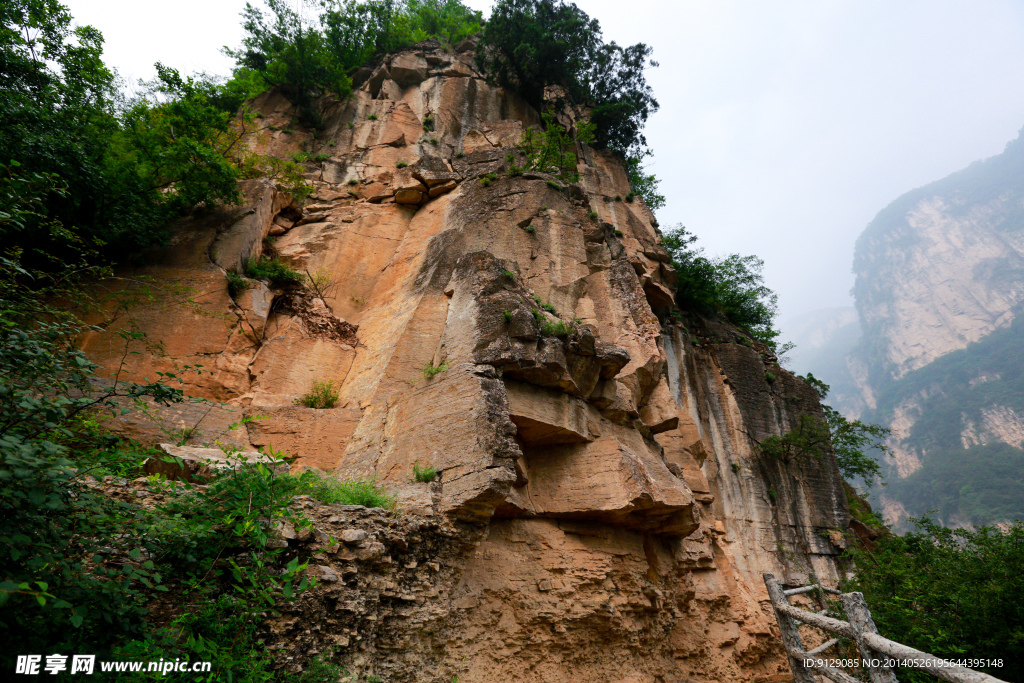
[[478, 0, 663, 205], [0, 0, 253, 258], [844, 518, 1024, 682], [230, 0, 483, 128], [478, 0, 656, 158], [0, 122, 378, 681], [662, 225, 786, 349], [510, 112, 594, 183]]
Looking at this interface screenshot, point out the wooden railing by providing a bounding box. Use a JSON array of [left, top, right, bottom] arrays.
[[763, 573, 1008, 683]]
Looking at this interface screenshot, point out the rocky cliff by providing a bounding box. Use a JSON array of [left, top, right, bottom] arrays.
[[849, 128, 1024, 528], [79, 41, 850, 682]]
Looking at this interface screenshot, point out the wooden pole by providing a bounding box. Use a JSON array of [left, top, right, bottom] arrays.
[[841, 591, 898, 683], [763, 573, 817, 683]]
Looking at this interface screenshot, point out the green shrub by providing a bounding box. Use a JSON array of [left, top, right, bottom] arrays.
[[614, 229, 623, 237], [347, 122, 356, 129], [514, 113, 591, 184], [294, 380, 340, 409], [412, 462, 439, 483], [367, 113, 378, 120], [479, 0, 656, 160], [522, 224, 536, 234], [541, 302, 557, 314], [479, 177, 492, 187], [541, 319, 575, 337], [765, 371, 776, 383], [348, 178, 359, 185], [455, 151, 465, 158], [293, 471, 396, 509], [311, 151, 330, 162], [226, 271, 248, 298], [731, 462, 741, 473], [282, 128, 294, 134], [845, 519, 1024, 682], [625, 192, 635, 202], [244, 257, 303, 286], [502, 309, 513, 322], [297, 650, 349, 683], [428, 137, 439, 144], [501, 269, 516, 281], [614, 194, 622, 201], [662, 225, 791, 352], [396, 161, 408, 168], [588, 211, 599, 219], [421, 361, 449, 378], [291, 150, 310, 162], [422, 115, 434, 130], [625, 153, 665, 211]]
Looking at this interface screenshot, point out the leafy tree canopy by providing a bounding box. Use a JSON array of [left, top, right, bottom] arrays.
[[0, 0, 251, 260], [662, 224, 786, 349], [478, 0, 658, 160], [229, 0, 483, 128], [796, 372, 890, 486], [845, 518, 1024, 682]]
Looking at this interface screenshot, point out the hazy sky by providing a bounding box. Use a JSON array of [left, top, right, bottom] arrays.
[[64, 0, 1024, 328]]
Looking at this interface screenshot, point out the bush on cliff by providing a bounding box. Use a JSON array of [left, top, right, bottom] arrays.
[[0, 1, 252, 259], [229, 0, 483, 128], [0, 163, 324, 679], [844, 518, 1024, 683], [662, 224, 787, 351], [479, 0, 657, 160]]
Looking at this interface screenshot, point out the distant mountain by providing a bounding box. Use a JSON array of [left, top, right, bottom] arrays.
[[848, 127, 1024, 530]]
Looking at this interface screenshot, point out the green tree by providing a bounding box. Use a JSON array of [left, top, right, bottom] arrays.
[[625, 152, 665, 211], [798, 372, 890, 485], [845, 519, 1024, 682], [1, 0, 248, 259], [662, 225, 786, 349], [0, 163, 189, 658], [479, 0, 658, 160], [231, 0, 351, 129], [231, 0, 482, 129]]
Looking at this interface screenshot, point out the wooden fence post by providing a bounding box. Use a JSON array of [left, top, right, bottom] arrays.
[[841, 591, 898, 683], [763, 573, 817, 683]]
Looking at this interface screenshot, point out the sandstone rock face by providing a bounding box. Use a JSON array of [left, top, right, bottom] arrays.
[[80, 41, 850, 682]]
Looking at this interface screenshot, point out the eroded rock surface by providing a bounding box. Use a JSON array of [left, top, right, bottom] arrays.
[[80, 40, 850, 683]]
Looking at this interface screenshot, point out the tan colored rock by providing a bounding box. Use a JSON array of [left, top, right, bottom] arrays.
[[388, 53, 428, 87], [395, 189, 426, 205], [79, 41, 853, 683], [428, 180, 457, 197], [505, 380, 599, 445], [517, 432, 698, 536], [143, 443, 288, 482]]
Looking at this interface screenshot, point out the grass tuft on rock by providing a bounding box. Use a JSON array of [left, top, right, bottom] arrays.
[[294, 380, 340, 409], [245, 257, 303, 286], [293, 472, 396, 509]]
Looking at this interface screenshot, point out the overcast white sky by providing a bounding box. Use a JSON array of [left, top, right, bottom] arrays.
[[65, 0, 1024, 328]]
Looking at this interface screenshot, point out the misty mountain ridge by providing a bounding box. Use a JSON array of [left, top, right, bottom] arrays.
[[792, 125, 1024, 530]]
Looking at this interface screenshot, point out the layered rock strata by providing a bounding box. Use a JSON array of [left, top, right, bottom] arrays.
[[80, 41, 849, 682]]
